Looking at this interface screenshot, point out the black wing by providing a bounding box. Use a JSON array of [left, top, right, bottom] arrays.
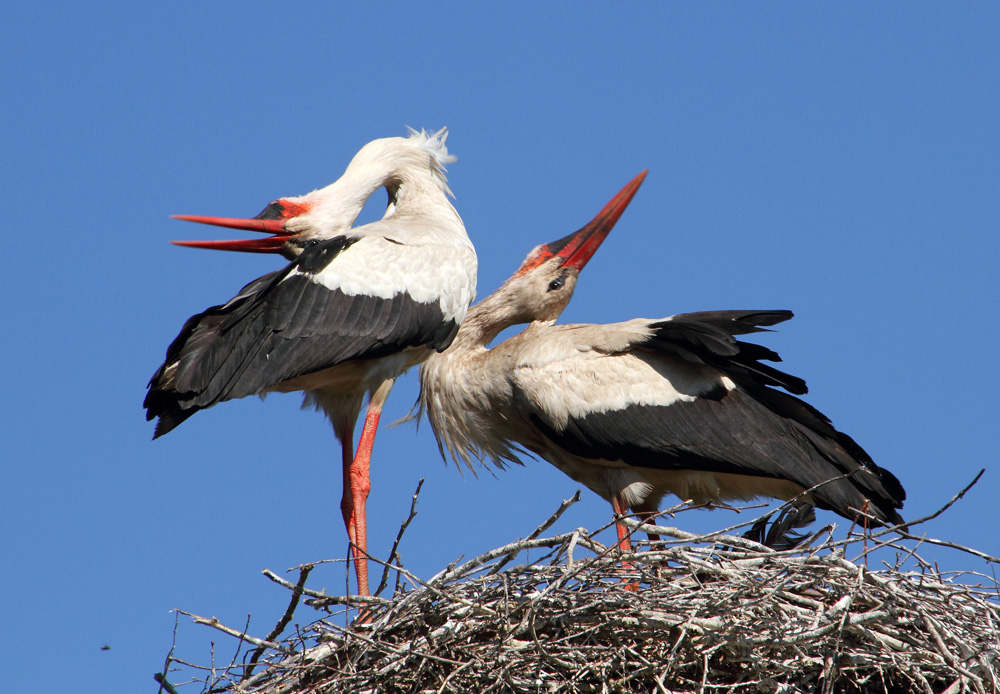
[[145, 237, 456, 437], [528, 310, 905, 524]]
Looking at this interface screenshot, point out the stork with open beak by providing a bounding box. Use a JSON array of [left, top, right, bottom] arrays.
[[418, 171, 904, 550], [146, 128, 477, 595]]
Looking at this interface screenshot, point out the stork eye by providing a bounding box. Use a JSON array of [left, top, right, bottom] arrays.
[[547, 275, 565, 292], [302, 239, 320, 249]]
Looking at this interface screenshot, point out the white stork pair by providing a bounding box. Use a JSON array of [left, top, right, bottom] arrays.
[[147, 131, 905, 596]]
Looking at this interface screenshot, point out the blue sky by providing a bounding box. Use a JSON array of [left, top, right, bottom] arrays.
[[2, 4, 998, 692]]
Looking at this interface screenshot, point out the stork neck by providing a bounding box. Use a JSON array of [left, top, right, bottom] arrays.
[[307, 154, 460, 234], [452, 279, 535, 349]]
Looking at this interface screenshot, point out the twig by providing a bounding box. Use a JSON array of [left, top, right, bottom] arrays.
[[155, 611, 180, 694], [177, 611, 292, 653], [487, 491, 581, 576], [375, 478, 424, 597], [303, 592, 393, 609], [913, 469, 985, 526], [243, 564, 314, 680]]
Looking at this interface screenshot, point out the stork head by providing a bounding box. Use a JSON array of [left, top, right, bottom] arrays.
[[503, 170, 647, 323], [170, 128, 458, 260], [170, 194, 321, 259]]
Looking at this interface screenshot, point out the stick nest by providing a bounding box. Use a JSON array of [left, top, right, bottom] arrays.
[[160, 486, 1000, 694]]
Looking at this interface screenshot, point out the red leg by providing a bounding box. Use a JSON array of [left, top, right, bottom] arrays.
[[347, 404, 381, 596], [611, 495, 639, 591], [343, 379, 395, 597], [338, 432, 360, 581], [611, 495, 633, 553]]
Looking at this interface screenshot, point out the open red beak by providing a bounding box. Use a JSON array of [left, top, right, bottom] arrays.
[[170, 215, 291, 253], [169, 199, 309, 253], [535, 169, 647, 272]]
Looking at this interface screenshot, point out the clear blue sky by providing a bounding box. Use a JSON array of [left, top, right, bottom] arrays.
[[2, 5, 997, 692]]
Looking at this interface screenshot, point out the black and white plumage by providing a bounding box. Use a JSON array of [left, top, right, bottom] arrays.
[[146, 236, 461, 434], [419, 172, 904, 549], [146, 129, 477, 595]]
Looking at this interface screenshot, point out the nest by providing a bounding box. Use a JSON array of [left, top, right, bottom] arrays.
[[158, 477, 1000, 694]]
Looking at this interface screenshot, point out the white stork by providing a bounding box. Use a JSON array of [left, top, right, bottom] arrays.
[[419, 171, 904, 550], [146, 128, 477, 595]]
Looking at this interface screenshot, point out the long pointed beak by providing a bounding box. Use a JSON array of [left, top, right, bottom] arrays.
[[169, 214, 293, 254], [545, 169, 648, 271]]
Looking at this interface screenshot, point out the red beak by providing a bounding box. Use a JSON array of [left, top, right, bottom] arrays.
[[169, 199, 311, 253], [169, 215, 292, 253], [522, 170, 647, 274]]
